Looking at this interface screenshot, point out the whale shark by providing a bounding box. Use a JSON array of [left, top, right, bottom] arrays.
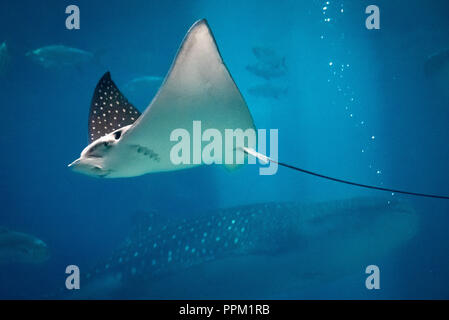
[[0, 227, 49, 265], [69, 19, 256, 178], [67, 197, 418, 299]]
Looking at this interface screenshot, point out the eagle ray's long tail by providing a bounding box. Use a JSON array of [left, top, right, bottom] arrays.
[[242, 147, 449, 200]]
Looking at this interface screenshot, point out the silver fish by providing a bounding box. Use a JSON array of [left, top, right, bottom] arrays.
[[425, 48, 449, 102], [26, 45, 94, 68], [0, 227, 49, 265], [252, 46, 284, 68], [248, 83, 288, 99], [425, 48, 449, 78], [124, 76, 163, 93], [246, 61, 287, 80], [246, 46, 287, 80], [0, 42, 10, 75], [123, 76, 164, 108]]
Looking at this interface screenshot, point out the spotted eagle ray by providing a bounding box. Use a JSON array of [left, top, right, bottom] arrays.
[[67, 19, 449, 200], [69, 19, 256, 178], [65, 197, 418, 299]]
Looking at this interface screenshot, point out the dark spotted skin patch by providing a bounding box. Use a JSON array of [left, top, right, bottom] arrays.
[[88, 72, 141, 142]]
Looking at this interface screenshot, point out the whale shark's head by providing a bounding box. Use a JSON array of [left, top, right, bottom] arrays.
[[68, 125, 132, 178]]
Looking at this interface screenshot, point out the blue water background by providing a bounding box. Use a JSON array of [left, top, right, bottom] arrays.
[[0, 0, 448, 298]]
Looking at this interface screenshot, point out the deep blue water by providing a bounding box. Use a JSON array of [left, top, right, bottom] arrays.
[[0, 0, 449, 299]]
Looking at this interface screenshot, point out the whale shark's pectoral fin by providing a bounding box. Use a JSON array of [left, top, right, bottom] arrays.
[[120, 19, 256, 167], [88, 72, 141, 143]]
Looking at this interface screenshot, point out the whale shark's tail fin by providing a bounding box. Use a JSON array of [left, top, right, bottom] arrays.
[[88, 72, 141, 143]]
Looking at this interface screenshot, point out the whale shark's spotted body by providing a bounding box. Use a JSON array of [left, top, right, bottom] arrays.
[[86, 203, 289, 282], [75, 197, 418, 299]]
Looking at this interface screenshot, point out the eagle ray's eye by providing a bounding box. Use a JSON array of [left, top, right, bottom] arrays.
[[114, 131, 122, 140]]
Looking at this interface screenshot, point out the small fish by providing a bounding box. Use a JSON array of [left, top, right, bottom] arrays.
[[246, 46, 287, 80], [246, 61, 287, 80], [123, 76, 164, 108], [25, 45, 94, 69], [248, 83, 287, 99], [0, 41, 10, 75], [0, 227, 49, 264], [425, 48, 449, 77], [252, 46, 284, 68], [124, 76, 163, 93], [424, 48, 449, 101]]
